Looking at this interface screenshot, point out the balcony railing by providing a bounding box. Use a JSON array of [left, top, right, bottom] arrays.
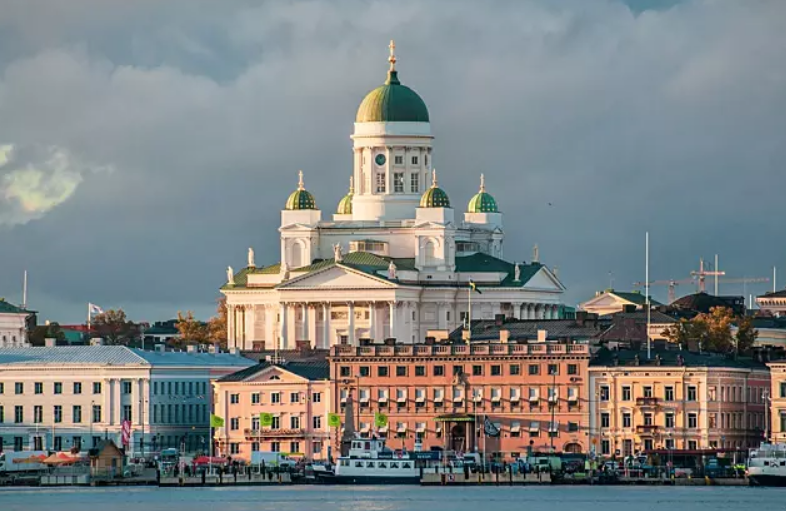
[[636, 424, 659, 434], [636, 397, 660, 407], [244, 428, 305, 439]]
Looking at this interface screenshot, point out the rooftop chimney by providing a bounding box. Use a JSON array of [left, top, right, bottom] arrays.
[[499, 329, 510, 344], [45, 338, 56, 348], [186, 345, 197, 353], [537, 329, 547, 342]]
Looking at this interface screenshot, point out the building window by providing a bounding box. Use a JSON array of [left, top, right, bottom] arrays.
[[33, 436, 43, 451], [15, 382, 23, 394], [780, 382, 786, 399], [396, 366, 408, 377], [230, 394, 240, 404], [54, 437, 62, 451], [314, 416, 322, 429], [122, 381, 132, 394], [53, 382, 63, 394], [312, 392, 322, 403], [411, 155, 419, 165], [665, 438, 675, 450], [664, 386, 674, 401], [548, 364, 559, 375], [271, 392, 281, 404], [73, 405, 82, 423], [643, 386, 652, 398], [453, 365, 464, 376], [601, 440, 610, 455], [230, 443, 240, 455], [93, 405, 102, 423], [491, 365, 502, 376], [271, 416, 280, 430], [252, 393, 261, 404], [34, 405, 43, 423], [290, 392, 300, 403], [54, 405, 63, 423], [394, 155, 403, 165], [14, 437, 24, 451], [599, 386, 610, 401], [271, 442, 280, 452], [358, 366, 370, 377], [0, 382, 3, 394], [528, 365, 540, 376], [567, 364, 578, 375], [74, 382, 82, 395], [434, 366, 445, 377], [622, 386, 631, 401], [35, 382, 43, 394], [377, 366, 389, 377], [375, 173, 386, 193], [410, 173, 419, 193], [290, 442, 300, 454], [93, 381, 102, 394], [291, 416, 300, 429], [472, 365, 483, 376], [688, 412, 698, 429], [688, 440, 697, 450], [622, 412, 631, 428], [230, 418, 239, 430], [665, 412, 675, 428], [415, 366, 426, 377], [313, 441, 322, 455], [643, 412, 653, 426], [340, 366, 350, 377], [122, 405, 132, 422], [601, 412, 610, 428], [394, 172, 405, 193], [687, 386, 697, 401], [510, 364, 521, 376]]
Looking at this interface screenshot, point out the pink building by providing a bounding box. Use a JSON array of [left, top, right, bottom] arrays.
[[213, 361, 331, 461]]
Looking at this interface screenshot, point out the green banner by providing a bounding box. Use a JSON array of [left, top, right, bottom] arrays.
[[374, 412, 388, 428], [210, 414, 225, 428], [327, 413, 341, 428], [260, 412, 273, 427]]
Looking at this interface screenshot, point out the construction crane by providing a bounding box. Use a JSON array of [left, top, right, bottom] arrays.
[[691, 258, 725, 293], [633, 278, 695, 304]]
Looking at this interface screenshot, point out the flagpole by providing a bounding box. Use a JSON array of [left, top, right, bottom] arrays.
[[87, 303, 91, 335], [467, 284, 472, 344]]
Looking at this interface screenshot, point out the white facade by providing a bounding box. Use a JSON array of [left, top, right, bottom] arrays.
[[0, 346, 253, 454], [222, 45, 566, 351], [0, 300, 30, 348]]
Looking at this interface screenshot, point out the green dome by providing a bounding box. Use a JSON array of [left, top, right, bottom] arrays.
[[336, 176, 354, 214], [420, 170, 451, 208], [467, 174, 498, 213], [356, 43, 429, 123], [285, 171, 317, 210]]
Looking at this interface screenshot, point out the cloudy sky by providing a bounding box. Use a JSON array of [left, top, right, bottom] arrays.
[[1, 0, 784, 323]]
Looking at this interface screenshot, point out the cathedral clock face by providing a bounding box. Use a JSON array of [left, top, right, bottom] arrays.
[[375, 153, 386, 166]]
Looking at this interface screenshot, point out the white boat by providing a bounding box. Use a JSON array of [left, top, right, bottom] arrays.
[[314, 436, 443, 484], [747, 443, 786, 486]]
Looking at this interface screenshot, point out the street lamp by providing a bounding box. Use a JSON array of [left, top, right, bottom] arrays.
[[90, 400, 95, 448], [355, 373, 362, 437], [549, 366, 557, 452]]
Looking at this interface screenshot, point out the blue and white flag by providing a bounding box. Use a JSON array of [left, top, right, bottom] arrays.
[[88, 303, 104, 316], [484, 416, 500, 437]]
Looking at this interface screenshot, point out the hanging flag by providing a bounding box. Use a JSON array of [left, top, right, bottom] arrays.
[[88, 303, 104, 316], [374, 412, 388, 428], [121, 420, 131, 447], [210, 414, 225, 428], [469, 280, 482, 294], [327, 413, 341, 428], [484, 416, 500, 437], [260, 412, 273, 427]]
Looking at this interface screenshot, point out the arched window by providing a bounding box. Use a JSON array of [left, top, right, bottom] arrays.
[[424, 240, 437, 266], [291, 241, 305, 268]]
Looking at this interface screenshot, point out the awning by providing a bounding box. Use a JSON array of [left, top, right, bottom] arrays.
[[491, 396, 501, 402], [361, 423, 371, 432], [416, 423, 426, 432], [510, 422, 521, 433], [434, 413, 475, 423], [416, 396, 425, 403], [397, 397, 407, 403], [378, 397, 388, 402], [568, 394, 578, 401], [360, 396, 369, 403], [529, 395, 539, 401], [529, 421, 540, 432], [510, 395, 520, 402], [434, 396, 444, 402], [397, 423, 407, 433], [379, 426, 389, 433], [193, 456, 228, 466], [549, 423, 559, 432]]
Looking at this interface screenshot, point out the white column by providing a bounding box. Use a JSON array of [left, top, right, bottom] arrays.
[[322, 303, 331, 348], [369, 302, 376, 340], [436, 302, 444, 330], [265, 305, 275, 350], [512, 302, 522, 320], [348, 302, 356, 345], [279, 303, 288, 349], [302, 303, 310, 341], [113, 378, 122, 425], [226, 306, 235, 348], [389, 301, 396, 340], [408, 302, 415, 343]]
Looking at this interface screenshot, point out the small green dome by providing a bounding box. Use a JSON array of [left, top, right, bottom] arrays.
[[285, 171, 317, 210], [336, 176, 354, 214], [467, 174, 498, 213], [356, 42, 429, 123], [420, 170, 451, 208]]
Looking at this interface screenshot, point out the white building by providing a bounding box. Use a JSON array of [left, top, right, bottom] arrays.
[[0, 299, 31, 348], [756, 289, 786, 317], [579, 289, 660, 317], [222, 42, 565, 352], [0, 346, 253, 454]]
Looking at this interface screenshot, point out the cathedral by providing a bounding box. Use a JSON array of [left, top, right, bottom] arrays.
[[222, 42, 565, 351]]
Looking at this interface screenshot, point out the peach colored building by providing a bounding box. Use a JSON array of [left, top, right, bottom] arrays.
[[767, 361, 786, 443], [590, 348, 769, 458], [212, 361, 331, 461], [329, 340, 591, 461]]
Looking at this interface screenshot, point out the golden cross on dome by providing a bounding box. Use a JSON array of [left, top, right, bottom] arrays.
[[298, 170, 305, 190], [479, 173, 486, 193], [431, 168, 438, 187], [348, 176, 354, 194], [388, 39, 397, 70]]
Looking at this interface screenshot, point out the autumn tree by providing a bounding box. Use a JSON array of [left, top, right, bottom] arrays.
[[175, 311, 210, 345], [663, 306, 757, 354], [90, 309, 138, 345], [208, 297, 227, 347], [28, 322, 67, 346], [735, 314, 758, 354]]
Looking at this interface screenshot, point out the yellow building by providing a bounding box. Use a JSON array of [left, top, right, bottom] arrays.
[[767, 361, 786, 443], [589, 348, 769, 457]]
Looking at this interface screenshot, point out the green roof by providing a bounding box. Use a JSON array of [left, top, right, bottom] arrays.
[[356, 69, 429, 123], [610, 290, 661, 306], [0, 299, 30, 314], [455, 253, 542, 287], [467, 175, 498, 213], [285, 189, 316, 210], [420, 170, 450, 208]]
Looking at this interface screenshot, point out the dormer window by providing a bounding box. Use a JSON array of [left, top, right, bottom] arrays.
[[350, 240, 389, 256], [456, 241, 479, 255]]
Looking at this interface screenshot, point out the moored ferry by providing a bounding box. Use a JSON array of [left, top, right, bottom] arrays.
[[747, 443, 786, 486]]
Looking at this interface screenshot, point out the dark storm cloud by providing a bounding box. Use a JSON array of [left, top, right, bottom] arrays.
[[0, 0, 784, 321]]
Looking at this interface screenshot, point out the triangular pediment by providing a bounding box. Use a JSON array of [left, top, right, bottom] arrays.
[[278, 264, 397, 289], [581, 293, 633, 309], [242, 365, 309, 384], [522, 267, 565, 291]]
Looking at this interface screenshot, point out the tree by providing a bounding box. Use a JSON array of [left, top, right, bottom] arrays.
[[208, 297, 228, 347], [90, 309, 138, 345], [662, 318, 708, 349], [735, 314, 758, 354], [175, 311, 209, 345], [28, 322, 67, 347], [662, 306, 757, 355]]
